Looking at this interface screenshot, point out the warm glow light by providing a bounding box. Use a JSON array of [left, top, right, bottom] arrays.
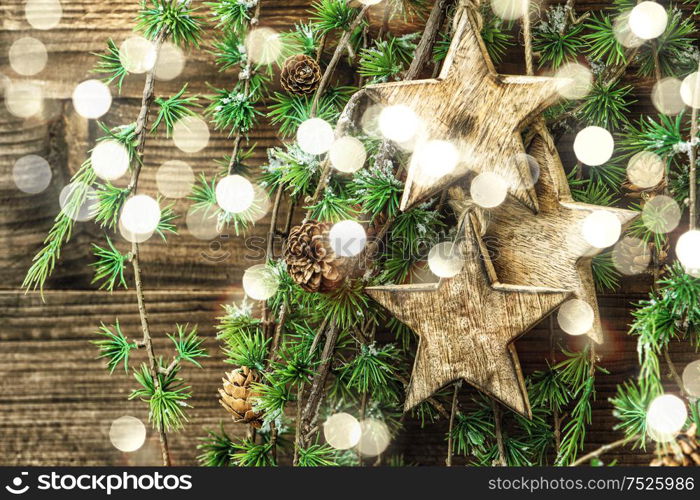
[[186, 207, 220, 240], [357, 419, 391, 457], [573, 126, 614, 166], [109, 416, 147, 453], [360, 104, 383, 137], [490, 0, 526, 20], [628, 2, 668, 40], [612, 236, 651, 276], [329, 136, 367, 173], [642, 195, 681, 235], [25, 0, 62, 30], [91, 140, 130, 181], [156, 160, 194, 198], [120, 195, 161, 235], [242, 264, 279, 301], [680, 72, 700, 109], [613, 12, 644, 48], [652, 78, 684, 115], [13, 154, 52, 194], [470, 172, 508, 208], [245, 28, 282, 65], [5, 81, 43, 118], [358, 0, 384, 4], [120, 36, 157, 74], [248, 184, 271, 223], [555, 63, 593, 100], [329, 220, 367, 257], [378, 105, 419, 143], [647, 394, 687, 441], [581, 211, 622, 249], [557, 299, 594, 336], [416, 140, 459, 180], [676, 230, 700, 272], [172, 116, 210, 153], [428, 241, 463, 278], [59, 182, 96, 222], [323, 413, 362, 450], [215, 175, 255, 214], [155, 42, 185, 81], [72, 79, 112, 119], [682, 360, 700, 398], [297, 118, 335, 155], [9, 37, 47, 76], [626, 151, 664, 188]]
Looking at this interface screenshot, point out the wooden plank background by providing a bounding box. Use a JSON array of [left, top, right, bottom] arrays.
[[0, 0, 697, 466]]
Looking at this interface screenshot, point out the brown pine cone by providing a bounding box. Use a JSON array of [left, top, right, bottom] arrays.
[[650, 425, 700, 466], [284, 220, 346, 293], [218, 367, 264, 428], [281, 54, 321, 95]]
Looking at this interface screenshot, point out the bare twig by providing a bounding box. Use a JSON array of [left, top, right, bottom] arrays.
[[569, 437, 633, 466], [446, 381, 461, 466], [492, 399, 507, 466], [687, 60, 700, 230]]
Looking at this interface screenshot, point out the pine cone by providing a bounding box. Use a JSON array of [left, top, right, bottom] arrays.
[[650, 425, 700, 466], [219, 367, 264, 428], [281, 54, 321, 95], [284, 220, 346, 292]]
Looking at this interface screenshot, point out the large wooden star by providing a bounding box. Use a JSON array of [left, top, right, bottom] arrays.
[[364, 12, 562, 213], [365, 215, 571, 417], [482, 133, 639, 344]]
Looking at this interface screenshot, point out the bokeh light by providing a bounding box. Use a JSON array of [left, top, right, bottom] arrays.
[[329, 220, 367, 257], [357, 419, 391, 457], [378, 105, 419, 143], [626, 151, 664, 189], [642, 195, 681, 235], [555, 63, 593, 100], [682, 360, 700, 398], [416, 140, 459, 181], [245, 28, 282, 65], [59, 182, 97, 222], [297, 118, 335, 155], [323, 413, 362, 450], [109, 416, 147, 453], [676, 230, 700, 272], [186, 207, 220, 240], [155, 42, 186, 81], [72, 79, 113, 119], [652, 78, 684, 115], [428, 241, 464, 278], [172, 116, 210, 153], [647, 394, 687, 442], [612, 236, 651, 275], [628, 2, 668, 40], [360, 104, 383, 137], [680, 72, 700, 109], [156, 160, 194, 199], [557, 299, 594, 336], [9, 37, 47, 76], [120, 36, 157, 74], [120, 195, 161, 235], [13, 154, 52, 194], [215, 175, 255, 214], [25, 0, 62, 30], [581, 210, 622, 249], [4, 81, 43, 118], [470, 172, 508, 208], [490, 0, 526, 20], [573, 126, 614, 166], [329, 136, 367, 173], [90, 140, 130, 181], [242, 264, 280, 301], [613, 12, 645, 49]]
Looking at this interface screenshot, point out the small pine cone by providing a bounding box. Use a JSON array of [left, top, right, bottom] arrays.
[[612, 236, 652, 275], [219, 367, 264, 428], [650, 425, 700, 467], [284, 220, 346, 293], [281, 54, 321, 95]]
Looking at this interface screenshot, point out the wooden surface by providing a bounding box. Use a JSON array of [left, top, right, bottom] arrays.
[[0, 0, 693, 466]]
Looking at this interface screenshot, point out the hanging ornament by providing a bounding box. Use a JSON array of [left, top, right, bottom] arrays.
[[363, 13, 562, 212], [366, 214, 571, 417]]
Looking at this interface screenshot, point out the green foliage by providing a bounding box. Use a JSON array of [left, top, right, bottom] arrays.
[[188, 174, 256, 236], [155, 198, 178, 241], [93, 183, 129, 230], [592, 251, 621, 292], [569, 175, 618, 206], [282, 23, 320, 58], [169, 324, 208, 368], [450, 406, 494, 456], [252, 378, 292, 424], [534, 13, 585, 69], [480, 13, 513, 64], [23, 159, 97, 293], [231, 439, 276, 466], [585, 14, 626, 66], [297, 443, 339, 466], [636, 8, 696, 78], [610, 379, 659, 449], [130, 362, 192, 432], [306, 189, 357, 222], [621, 113, 685, 159], [528, 365, 570, 412], [226, 331, 270, 371], [197, 426, 237, 466], [262, 144, 322, 198], [272, 345, 317, 387], [206, 0, 255, 32], [136, 0, 203, 49], [91, 39, 128, 91], [626, 200, 668, 250], [92, 320, 136, 373], [358, 34, 418, 83], [336, 343, 402, 404], [151, 85, 200, 136], [350, 163, 403, 220], [207, 82, 262, 135], [578, 80, 634, 130], [267, 87, 354, 137], [310, 0, 359, 33], [315, 280, 375, 330], [91, 237, 129, 291], [210, 32, 246, 70]]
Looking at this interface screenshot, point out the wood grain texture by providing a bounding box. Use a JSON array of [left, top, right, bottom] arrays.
[[472, 133, 639, 344], [367, 214, 571, 417], [364, 12, 561, 212]]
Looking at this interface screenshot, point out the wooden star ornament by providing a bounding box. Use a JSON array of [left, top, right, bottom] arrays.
[[364, 12, 563, 213], [481, 133, 639, 344], [365, 215, 571, 417]]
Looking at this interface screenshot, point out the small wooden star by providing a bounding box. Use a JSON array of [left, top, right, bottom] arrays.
[[482, 133, 639, 344], [366, 215, 571, 417], [364, 12, 562, 213]]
